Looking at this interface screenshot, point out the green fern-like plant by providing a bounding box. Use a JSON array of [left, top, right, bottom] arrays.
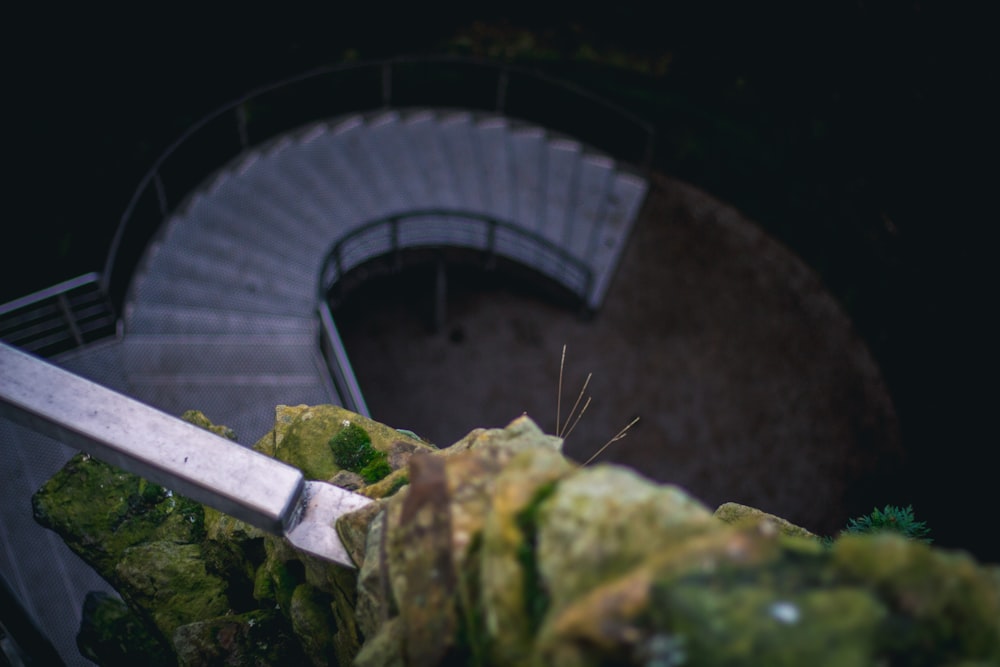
[[841, 504, 932, 543], [329, 422, 391, 484]]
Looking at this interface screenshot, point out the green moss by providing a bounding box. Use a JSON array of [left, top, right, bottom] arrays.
[[384, 474, 410, 497], [172, 610, 308, 666], [289, 584, 338, 665], [31, 454, 205, 582], [648, 583, 886, 666], [514, 480, 559, 629], [114, 542, 230, 640], [76, 591, 173, 667], [359, 457, 392, 484], [260, 557, 305, 613], [330, 422, 392, 484], [455, 532, 489, 667], [180, 409, 237, 441], [330, 422, 374, 469], [832, 534, 1000, 664]]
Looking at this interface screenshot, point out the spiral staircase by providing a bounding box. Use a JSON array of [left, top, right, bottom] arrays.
[[0, 60, 650, 664]]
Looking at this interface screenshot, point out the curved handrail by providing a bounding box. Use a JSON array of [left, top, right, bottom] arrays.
[[102, 55, 654, 311], [318, 208, 594, 304]]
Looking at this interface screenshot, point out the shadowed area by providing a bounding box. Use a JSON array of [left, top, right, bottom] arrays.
[[336, 173, 902, 537]]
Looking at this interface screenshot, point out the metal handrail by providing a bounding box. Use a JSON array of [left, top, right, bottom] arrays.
[[0, 273, 117, 357], [102, 55, 654, 312], [318, 209, 594, 305], [317, 302, 370, 417]]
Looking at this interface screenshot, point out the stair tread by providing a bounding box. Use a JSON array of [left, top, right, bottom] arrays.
[[125, 302, 317, 336]]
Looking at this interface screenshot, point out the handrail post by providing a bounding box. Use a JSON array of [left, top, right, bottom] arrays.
[[317, 302, 370, 417]]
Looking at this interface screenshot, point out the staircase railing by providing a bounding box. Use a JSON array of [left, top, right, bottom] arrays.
[[0, 273, 117, 358], [318, 209, 594, 310], [103, 55, 654, 314], [317, 302, 370, 418]]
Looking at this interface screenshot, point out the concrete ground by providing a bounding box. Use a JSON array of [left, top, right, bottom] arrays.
[[334, 173, 902, 536]]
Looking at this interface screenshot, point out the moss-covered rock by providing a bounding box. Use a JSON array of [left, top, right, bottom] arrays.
[[172, 609, 307, 666], [115, 541, 231, 640], [254, 404, 424, 482], [76, 591, 172, 667], [714, 501, 820, 540], [33, 407, 1000, 666], [179, 409, 237, 441], [32, 452, 206, 585]]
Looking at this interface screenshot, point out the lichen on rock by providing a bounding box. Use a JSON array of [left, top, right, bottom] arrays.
[[31, 407, 1000, 666], [714, 501, 819, 540]]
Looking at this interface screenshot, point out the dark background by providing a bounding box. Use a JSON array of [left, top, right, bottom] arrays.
[[4, 4, 993, 560]]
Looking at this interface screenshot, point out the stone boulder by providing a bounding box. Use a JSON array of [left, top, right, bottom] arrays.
[[33, 408, 1000, 666]]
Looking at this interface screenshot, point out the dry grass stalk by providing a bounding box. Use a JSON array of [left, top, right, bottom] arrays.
[[555, 344, 640, 466]]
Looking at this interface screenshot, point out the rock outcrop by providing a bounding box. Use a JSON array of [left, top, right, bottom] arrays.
[[33, 407, 1000, 666]]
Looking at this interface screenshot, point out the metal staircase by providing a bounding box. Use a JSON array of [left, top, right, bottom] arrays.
[[1, 62, 650, 665]]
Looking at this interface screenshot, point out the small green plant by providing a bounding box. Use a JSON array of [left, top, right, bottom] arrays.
[[840, 504, 933, 543], [329, 422, 392, 484]]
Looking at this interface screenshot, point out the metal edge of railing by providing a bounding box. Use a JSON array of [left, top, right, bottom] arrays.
[[317, 209, 595, 306], [317, 301, 370, 418], [0, 273, 104, 317], [0, 273, 119, 357], [102, 55, 655, 311]]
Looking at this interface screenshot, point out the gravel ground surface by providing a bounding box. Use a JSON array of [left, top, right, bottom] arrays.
[[335, 172, 902, 537]]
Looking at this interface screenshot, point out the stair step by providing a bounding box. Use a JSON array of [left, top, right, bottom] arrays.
[[125, 302, 317, 336], [586, 171, 649, 308], [152, 223, 317, 288], [476, 116, 515, 221], [438, 112, 486, 211], [398, 111, 461, 209], [131, 271, 314, 316], [122, 335, 337, 442], [565, 154, 615, 259], [141, 239, 314, 300], [172, 194, 329, 271], [122, 334, 324, 378]]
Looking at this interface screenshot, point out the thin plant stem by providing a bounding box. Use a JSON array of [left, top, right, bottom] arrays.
[[582, 416, 640, 466], [556, 344, 566, 436], [560, 372, 591, 438], [561, 396, 591, 441]]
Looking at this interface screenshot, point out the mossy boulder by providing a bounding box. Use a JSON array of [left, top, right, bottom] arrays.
[[714, 501, 820, 539], [253, 404, 423, 483], [33, 407, 1000, 666], [32, 406, 433, 666], [32, 453, 206, 581], [76, 591, 172, 667]]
